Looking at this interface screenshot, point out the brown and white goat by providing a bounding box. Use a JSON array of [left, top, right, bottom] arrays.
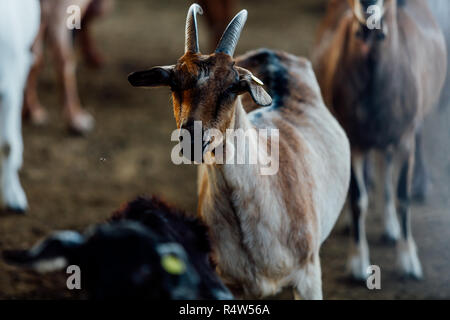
[[129, 4, 350, 299], [312, 0, 447, 280], [23, 0, 111, 134]]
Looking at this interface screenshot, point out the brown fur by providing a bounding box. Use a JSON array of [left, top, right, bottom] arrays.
[[172, 52, 238, 134]]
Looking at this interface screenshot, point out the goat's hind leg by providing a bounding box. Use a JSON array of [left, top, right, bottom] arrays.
[[48, 16, 94, 134], [382, 148, 401, 244], [0, 87, 28, 213], [347, 152, 370, 280], [396, 138, 423, 279], [293, 254, 323, 300]]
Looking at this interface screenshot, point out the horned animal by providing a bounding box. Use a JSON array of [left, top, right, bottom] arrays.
[[129, 4, 350, 299], [312, 0, 447, 280]]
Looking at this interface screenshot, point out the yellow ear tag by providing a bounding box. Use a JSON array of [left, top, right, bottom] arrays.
[[161, 254, 186, 275], [251, 74, 264, 86]]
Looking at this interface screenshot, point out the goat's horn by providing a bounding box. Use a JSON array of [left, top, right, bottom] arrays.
[[215, 10, 248, 57], [185, 3, 203, 53]]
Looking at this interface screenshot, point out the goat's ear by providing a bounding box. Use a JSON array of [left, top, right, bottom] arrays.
[[2, 231, 85, 273], [235, 67, 272, 107], [128, 65, 175, 88]]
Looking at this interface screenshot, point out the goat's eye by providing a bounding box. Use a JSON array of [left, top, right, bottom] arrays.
[[161, 254, 186, 275]]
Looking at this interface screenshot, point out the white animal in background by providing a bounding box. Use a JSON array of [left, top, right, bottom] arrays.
[[0, 0, 41, 212]]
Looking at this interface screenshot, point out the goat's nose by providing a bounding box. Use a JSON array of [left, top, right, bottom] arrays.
[[182, 121, 195, 139]]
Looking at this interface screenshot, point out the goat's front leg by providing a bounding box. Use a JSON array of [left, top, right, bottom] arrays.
[[0, 87, 28, 213], [49, 21, 94, 134], [411, 128, 430, 203], [382, 148, 401, 243], [347, 152, 370, 280], [293, 253, 323, 300], [396, 137, 423, 279]]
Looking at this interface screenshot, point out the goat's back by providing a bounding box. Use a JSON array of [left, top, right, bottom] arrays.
[[237, 49, 351, 244]]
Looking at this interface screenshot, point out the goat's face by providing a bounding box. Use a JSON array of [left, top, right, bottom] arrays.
[[348, 0, 394, 41], [3, 222, 201, 299], [170, 52, 243, 135], [348, 0, 387, 23], [128, 4, 272, 158]]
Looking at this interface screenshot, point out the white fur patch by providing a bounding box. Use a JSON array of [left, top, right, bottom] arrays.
[[33, 257, 68, 273], [397, 238, 423, 279]]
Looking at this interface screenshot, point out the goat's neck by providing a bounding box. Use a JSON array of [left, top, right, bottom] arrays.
[[350, 1, 400, 59], [229, 97, 253, 132], [205, 98, 263, 196]]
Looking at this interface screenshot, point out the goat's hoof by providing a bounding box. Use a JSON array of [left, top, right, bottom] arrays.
[[381, 217, 400, 246], [347, 246, 370, 281], [380, 233, 398, 246], [30, 108, 48, 126], [2, 187, 28, 214], [68, 111, 95, 135], [411, 188, 428, 204], [397, 239, 423, 280], [411, 174, 431, 204], [5, 206, 27, 215]]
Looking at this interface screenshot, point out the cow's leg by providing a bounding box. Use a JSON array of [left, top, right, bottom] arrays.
[[411, 128, 430, 202], [0, 83, 28, 213], [48, 20, 94, 134], [23, 23, 48, 125], [396, 137, 423, 279], [293, 253, 323, 300], [347, 151, 370, 280], [382, 148, 400, 243]]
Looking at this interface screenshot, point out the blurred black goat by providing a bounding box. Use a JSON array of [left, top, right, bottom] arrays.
[[3, 196, 233, 300]]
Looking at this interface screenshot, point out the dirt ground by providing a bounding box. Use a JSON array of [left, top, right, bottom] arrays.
[[1, 0, 449, 300]]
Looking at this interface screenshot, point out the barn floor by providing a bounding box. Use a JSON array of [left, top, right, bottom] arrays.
[[1, 0, 449, 299]]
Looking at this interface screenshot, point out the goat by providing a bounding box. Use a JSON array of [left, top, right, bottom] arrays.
[[23, 0, 111, 134], [3, 196, 233, 300], [312, 0, 447, 280], [0, 0, 41, 213], [128, 4, 350, 299]]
